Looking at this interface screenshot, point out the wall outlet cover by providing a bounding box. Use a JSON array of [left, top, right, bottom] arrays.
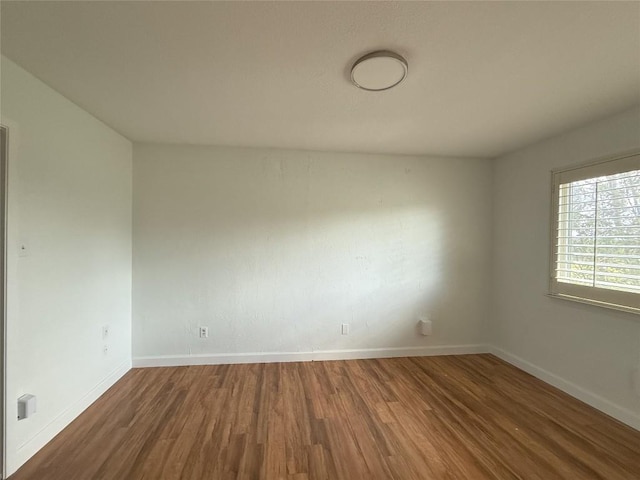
[[418, 318, 433, 336], [18, 394, 37, 420]]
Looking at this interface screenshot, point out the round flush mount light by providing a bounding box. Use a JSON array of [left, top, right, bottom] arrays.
[[350, 50, 408, 91]]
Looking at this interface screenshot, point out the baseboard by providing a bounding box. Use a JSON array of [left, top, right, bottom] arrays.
[[488, 346, 640, 431], [132, 344, 489, 368], [9, 359, 132, 476]]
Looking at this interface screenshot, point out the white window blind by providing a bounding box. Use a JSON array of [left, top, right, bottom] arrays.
[[550, 152, 640, 312]]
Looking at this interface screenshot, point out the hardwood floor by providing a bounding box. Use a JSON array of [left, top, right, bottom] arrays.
[[9, 354, 640, 479]]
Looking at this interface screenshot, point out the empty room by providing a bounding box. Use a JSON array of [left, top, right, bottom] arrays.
[[1, 1, 640, 479]]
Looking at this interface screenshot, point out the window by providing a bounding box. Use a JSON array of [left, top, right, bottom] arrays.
[[550, 151, 640, 313]]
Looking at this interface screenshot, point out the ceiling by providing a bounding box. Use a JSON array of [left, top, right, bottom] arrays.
[[1, 1, 639, 158]]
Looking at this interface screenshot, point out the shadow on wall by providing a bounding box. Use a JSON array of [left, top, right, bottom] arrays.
[[133, 146, 491, 356]]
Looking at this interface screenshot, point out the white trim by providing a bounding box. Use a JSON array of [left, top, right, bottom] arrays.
[[546, 292, 640, 316], [548, 150, 640, 312], [132, 344, 488, 368], [0, 125, 7, 480], [9, 360, 131, 476], [488, 346, 640, 431], [552, 150, 640, 184]]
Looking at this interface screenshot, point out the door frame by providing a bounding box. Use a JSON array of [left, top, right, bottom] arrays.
[[0, 125, 8, 479]]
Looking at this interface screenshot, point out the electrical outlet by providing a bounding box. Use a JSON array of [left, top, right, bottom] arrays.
[[103, 345, 109, 356], [18, 243, 28, 257], [199, 326, 209, 338], [341, 323, 349, 335], [102, 325, 110, 340]]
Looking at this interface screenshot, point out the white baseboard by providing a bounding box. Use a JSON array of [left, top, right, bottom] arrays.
[[9, 360, 132, 476], [132, 344, 488, 368], [488, 346, 640, 431]]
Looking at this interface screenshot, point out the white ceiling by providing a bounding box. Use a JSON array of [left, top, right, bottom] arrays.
[[1, 1, 639, 158]]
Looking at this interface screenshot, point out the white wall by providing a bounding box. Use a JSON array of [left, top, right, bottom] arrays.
[[3, 47, 637, 478], [491, 107, 640, 429], [133, 144, 492, 364], [1, 56, 133, 475]]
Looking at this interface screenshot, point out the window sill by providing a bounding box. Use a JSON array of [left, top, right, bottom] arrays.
[[546, 293, 640, 316]]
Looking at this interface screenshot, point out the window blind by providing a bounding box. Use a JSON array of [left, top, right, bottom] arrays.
[[556, 169, 640, 294]]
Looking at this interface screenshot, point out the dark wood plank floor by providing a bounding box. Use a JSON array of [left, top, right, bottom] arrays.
[[10, 354, 640, 479]]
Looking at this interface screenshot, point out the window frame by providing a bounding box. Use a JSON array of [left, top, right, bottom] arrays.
[[549, 150, 640, 315]]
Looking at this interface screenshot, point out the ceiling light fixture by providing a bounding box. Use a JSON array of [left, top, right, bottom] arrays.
[[350, 50, 408, 92]]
